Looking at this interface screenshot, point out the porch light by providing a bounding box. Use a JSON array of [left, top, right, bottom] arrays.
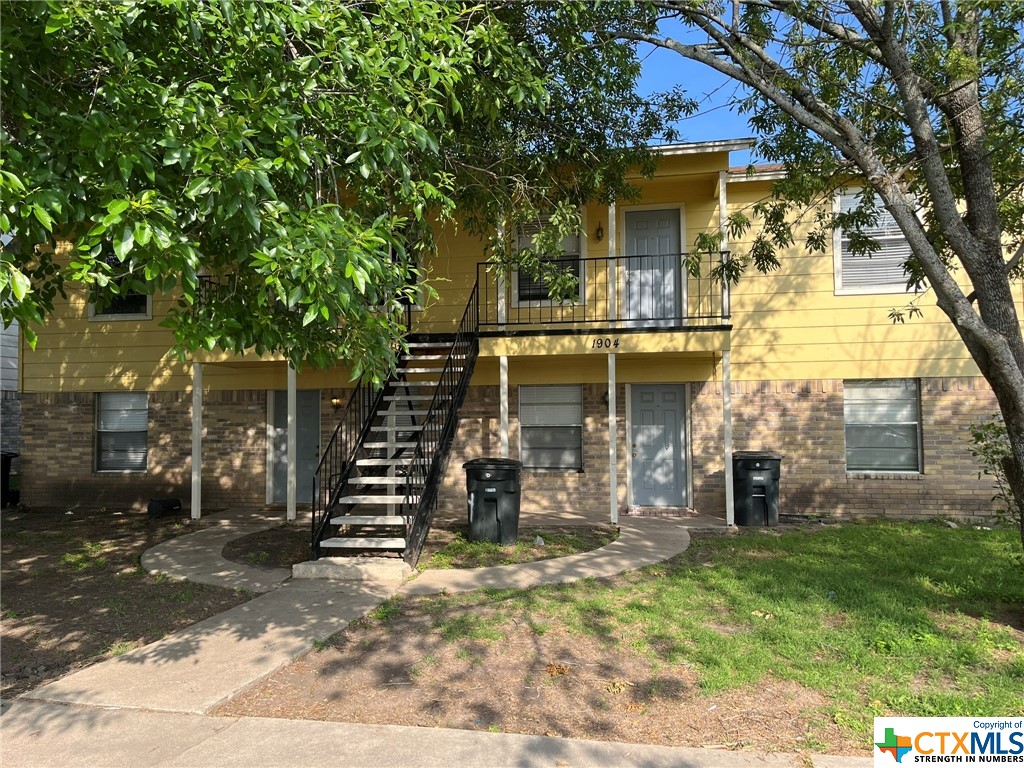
[[595, 221, 604, 242], [330, 396, 343, 412]]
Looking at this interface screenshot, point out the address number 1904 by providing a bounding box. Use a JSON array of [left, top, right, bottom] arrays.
[[590, 337, 620, 350]]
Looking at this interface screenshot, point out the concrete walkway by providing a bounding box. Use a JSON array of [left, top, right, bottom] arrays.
[[1, 509, 871, 768]]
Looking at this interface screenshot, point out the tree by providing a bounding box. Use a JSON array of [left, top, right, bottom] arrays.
[[602, 0, 1024, 546], [0, 0, 683, 379]]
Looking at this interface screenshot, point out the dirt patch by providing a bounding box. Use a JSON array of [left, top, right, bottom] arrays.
[[216, 599, 863, 754], [1, 506, 251, 699], [221, 524, 619, 571], [221, 522, 311, 570]]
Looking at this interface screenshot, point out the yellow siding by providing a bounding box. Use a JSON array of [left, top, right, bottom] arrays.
[[22, 151, 1020, 394]]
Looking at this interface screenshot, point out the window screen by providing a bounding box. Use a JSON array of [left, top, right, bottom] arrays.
[[96, 392, 148, 472], [515, 219, 582, 303], [844, 379, 920, 472], [519, 385, 583, 470], [838, 190, 912, 290]]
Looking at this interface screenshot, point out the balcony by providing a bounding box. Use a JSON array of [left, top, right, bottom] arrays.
[[476, 251, 731, 336]]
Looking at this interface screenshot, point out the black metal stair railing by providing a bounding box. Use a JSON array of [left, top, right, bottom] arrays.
[[310, 379, 384, 558], [399, 283, 480, 567]]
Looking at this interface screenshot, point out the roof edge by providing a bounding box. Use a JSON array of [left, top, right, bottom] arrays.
[[651, 138, 757, 156]]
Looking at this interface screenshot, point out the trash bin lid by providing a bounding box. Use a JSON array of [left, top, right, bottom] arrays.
[[463, 457, 523, 470], [733, 451, 783, 461]]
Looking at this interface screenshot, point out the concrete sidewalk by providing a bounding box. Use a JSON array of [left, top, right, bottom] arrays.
[[1, 509, 871, 768], [1, 698, 872, 768]]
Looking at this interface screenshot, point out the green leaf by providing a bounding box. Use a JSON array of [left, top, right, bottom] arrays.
[[113, 225, 135, 260], [302, 306, 317, 326], [9, 270, 31, 301], [107, 199, 131, 215], [31, 205, 54, 231]]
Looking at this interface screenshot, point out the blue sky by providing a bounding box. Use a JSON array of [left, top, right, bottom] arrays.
[[634, 36, 759, 165]]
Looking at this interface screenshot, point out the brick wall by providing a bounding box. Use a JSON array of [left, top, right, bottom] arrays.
[[433, 383, 627, 526], [1, 390, 21, 474], [20, 390, 269, 509], [691, 376, 1001, 520]]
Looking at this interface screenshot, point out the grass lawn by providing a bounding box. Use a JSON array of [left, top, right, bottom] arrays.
[[419, 525, 619, 569], [222, 519, 1021, 752]]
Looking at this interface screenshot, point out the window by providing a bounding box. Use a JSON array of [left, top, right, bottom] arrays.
[[90, 290, 151, 319], [96, 393, 148, 472], [513, 219, 583, 304], [519, 385, 583, 470], [843, 380, 921, 472], [834, 189, 913, 293]]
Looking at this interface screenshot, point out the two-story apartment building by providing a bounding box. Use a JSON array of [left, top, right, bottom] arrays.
[[17, 139, 1012, 562]]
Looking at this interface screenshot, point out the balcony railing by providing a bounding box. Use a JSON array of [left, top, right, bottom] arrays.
[[476, 251, 730, 335]]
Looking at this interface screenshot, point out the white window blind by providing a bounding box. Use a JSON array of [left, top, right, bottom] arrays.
[[96, 392, 148, 472], [843, 380, 920, 472], [519, 385, 583, 470], [838, 191, 912, 290]]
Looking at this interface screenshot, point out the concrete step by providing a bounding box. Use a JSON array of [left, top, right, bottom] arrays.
[[356, 457, 416, 466], [406, 341, 453, 349], [369, 424, 425, 432], [400, 354, 447, 361], [337, 494, 419, 505], [375, 409, 430, 417], [346, 477, 409, 486], [383, 394, 434, 401], [293, 556, 413, 582], [392, 381, 439, 387], [319, 537, 407, 550], [397, 367, 446, 374], [362, 442, 417, 450], [330, 514, 406, 526]]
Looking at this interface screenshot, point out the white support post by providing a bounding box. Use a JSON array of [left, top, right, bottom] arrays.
[[287, 364, 297, 521], [497, 221, 507, 327], [499, 355, 509, 458], [190, 362, 203, 520], [607, 202, 617, 325], [722, 350, 735, 527], [608, 352, 618, 524]]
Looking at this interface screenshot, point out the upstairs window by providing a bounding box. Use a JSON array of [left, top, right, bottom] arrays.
[[513, 218, 583, 305], [90, 290, 150, 319], [96, 392, 149, 472], [834, 190, 913, 294], [843, 379, 921, 473], [519, 385, 583, 470]]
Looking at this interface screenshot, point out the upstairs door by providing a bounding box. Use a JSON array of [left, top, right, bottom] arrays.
[[630, 384, 687, 507], [270, 390, 321, 504], [624, 209, 681, 324]]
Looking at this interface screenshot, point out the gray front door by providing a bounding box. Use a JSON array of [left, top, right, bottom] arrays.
[[271, 390, 321, 503], [630, 384, 686, 507], [624, 209, 681, 323]]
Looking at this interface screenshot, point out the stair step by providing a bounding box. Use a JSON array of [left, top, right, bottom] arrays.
[[356, 457, 416, 466], [337, 494, 420, 505], [397, 367, 446, 374], [347, 476, 410, 486], [393, 381, 439, 387], [384, 394, 435, 401], [400, 354, 448, 361], [320, 537, 407, 550], [330, 514, 406, 526], [375, 409, 430, 417], [363, 441, 417, 449], [369, 424, 425, 432], [406, 341, 453, 349]]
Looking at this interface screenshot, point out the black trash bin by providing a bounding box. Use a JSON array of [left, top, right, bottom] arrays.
[[1, 451, 19, 508], [732, 451, 782, 526], [463, 458, 523, 545]]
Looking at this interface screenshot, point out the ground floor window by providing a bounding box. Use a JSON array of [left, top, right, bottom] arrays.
[[519, 385, 583, 470], [843, 379, 921, 472], [96, 392, 148, 472]]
